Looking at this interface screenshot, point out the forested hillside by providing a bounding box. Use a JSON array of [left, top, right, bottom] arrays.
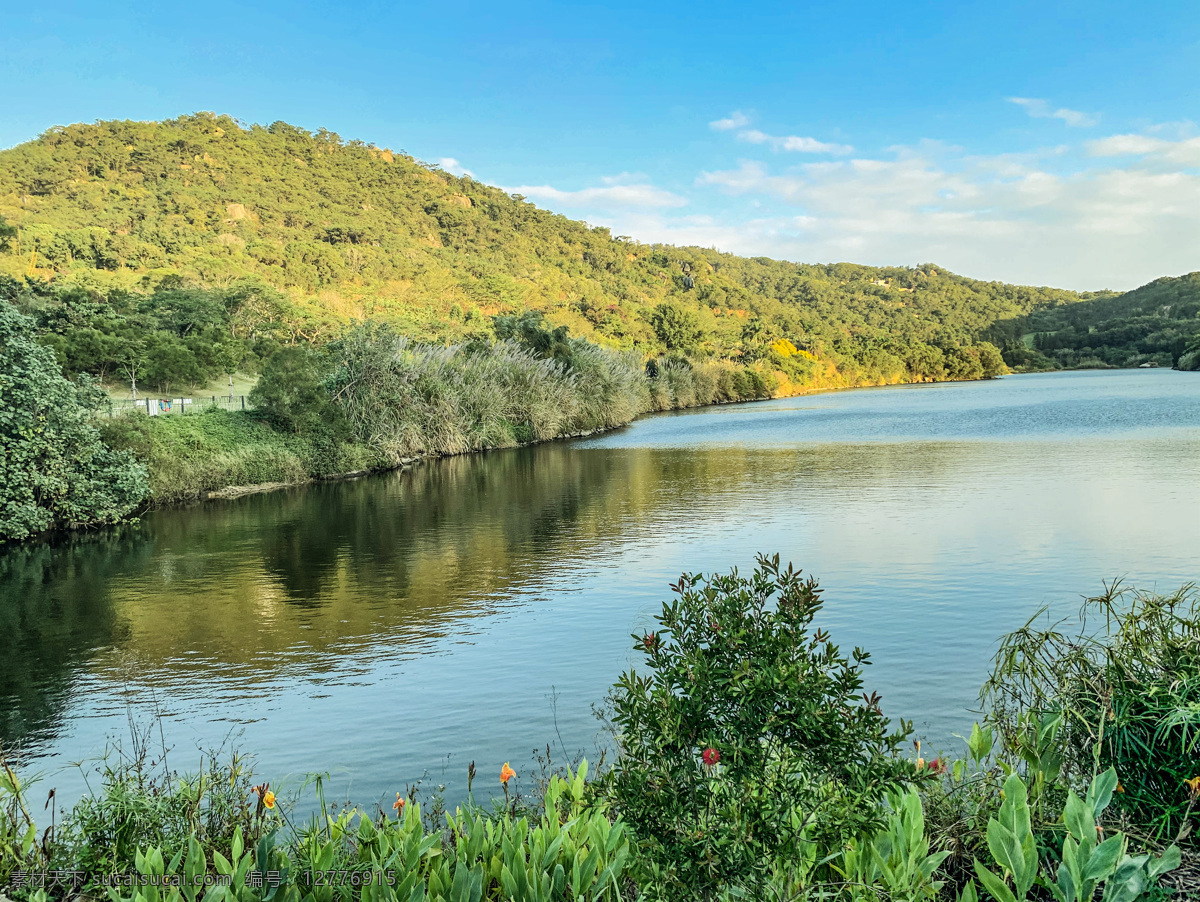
[[1005, 272, 1200, 370], [0, 112, 1103, 387]]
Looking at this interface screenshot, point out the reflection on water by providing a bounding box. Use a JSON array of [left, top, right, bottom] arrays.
[[2, 370, 1198, 809]]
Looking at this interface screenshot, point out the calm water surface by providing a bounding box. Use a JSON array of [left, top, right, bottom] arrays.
[[3, 369, 1198, 809]]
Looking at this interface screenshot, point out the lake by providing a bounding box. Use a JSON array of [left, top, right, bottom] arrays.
[[3, 368, 1199, 811]]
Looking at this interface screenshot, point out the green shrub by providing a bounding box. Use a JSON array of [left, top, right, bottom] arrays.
[[249, 346, 339, 434], [604, 554, 917, 901], [56, 752, 263, 883], [972, 768, 1178, 902], [982, 582, 1200, 843], [648, 302, 705, 353], [0, 302, 148, 541]]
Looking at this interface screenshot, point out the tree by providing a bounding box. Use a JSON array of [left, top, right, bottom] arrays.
[[649, 302, 705, 353], [976, 341, 1009, 378], [214, 340, 247, 399], [249, 345, 332, 432], [0, 215, 15, 252], [141, 333, 203, 394], [0, 302, 148, 542]]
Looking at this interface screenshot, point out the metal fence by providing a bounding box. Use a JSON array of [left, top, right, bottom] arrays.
[[105, 395, 254, 416]]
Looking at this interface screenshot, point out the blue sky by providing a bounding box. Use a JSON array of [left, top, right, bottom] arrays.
[[2, 0, 1198, 290]]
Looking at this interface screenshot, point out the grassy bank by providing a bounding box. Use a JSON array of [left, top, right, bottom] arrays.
[[95, 325, 790, 506], [95, 316, 1011, 509], [2, 564, 1196, 901], [97, 410, 383, 504]]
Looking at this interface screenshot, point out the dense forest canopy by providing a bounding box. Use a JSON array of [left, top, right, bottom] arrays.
[[2, 113, 1166, 383], [1008, 272, 1200, 370]]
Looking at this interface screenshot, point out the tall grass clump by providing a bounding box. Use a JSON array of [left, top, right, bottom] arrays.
[[568, 342, 648, 430], [982, 581, 1200, 845], [325, 323, 648, 462], [645, 356, 773, 412]]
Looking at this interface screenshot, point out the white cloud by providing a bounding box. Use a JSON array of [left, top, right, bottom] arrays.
[[737, 129, 854, 155], [506, 175, 687, 210], [507, 120, 1200, 290], [1008, 97, 1099, 128], [690, 138, 1200, 288], [1087, 133, 1200, 166], [710, 111, 750, 131], [438, 157, 474, 177]]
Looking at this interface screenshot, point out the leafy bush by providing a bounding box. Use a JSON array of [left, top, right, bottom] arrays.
[[492, 310, 574, 365], [249, 345, 336, 433], [0, 302, 148, 541], [605, 554, 916, 900], [982, 582, 1200, 843], [56, 750, 262, 881], [972, 768, 1178, 902], [648, 302, 705, 353]]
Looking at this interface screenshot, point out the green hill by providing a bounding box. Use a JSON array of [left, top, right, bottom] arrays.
[[1010, 272, 1200, 369], [0, 112, 1111, 387]]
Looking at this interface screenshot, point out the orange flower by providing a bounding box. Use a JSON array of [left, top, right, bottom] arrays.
[[1185, 776, 1200, 799], [251, 783, 274, 810], [393, 792, 406, 813], [500, 762, 516, 785]]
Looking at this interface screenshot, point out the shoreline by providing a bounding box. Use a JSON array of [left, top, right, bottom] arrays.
[[57, 365, 1189, 527], [44, 366, 1189, 531], [187, 377, 963, 506]]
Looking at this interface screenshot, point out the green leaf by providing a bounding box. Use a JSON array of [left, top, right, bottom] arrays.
[[1087, 768, 1119, 818], [919, 850, 952, 882], [974, 861, 1019, 902], [499, 864, 517, 900], [1148, 844, 1181, 879], [1101, 859, 1147, 902], [999, 773, 1032, 841], [256, 831, 275, 875], [986, 820, 1023, 884], [1055, 863, 1076, 902], [1064, 792, 1093, 844], [1082, 834, 1123, 882]]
